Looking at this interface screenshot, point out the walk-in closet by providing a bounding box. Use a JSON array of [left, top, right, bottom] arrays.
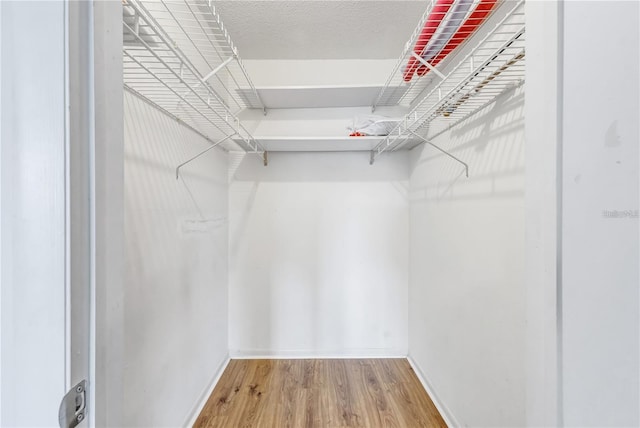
[[0, 0, 637, 427]]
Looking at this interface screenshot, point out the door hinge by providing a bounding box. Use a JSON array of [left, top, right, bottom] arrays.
[[58, 380, 87, 428]]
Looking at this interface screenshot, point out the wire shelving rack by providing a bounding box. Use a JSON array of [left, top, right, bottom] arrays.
[[370, 0, 525, 168], [122, 0, 265, 158]]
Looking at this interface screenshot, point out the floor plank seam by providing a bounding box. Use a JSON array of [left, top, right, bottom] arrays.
[[194, 358, 447, 428]]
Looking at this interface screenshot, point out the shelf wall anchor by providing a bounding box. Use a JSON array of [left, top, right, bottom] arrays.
[[176, 134, 235, 179]]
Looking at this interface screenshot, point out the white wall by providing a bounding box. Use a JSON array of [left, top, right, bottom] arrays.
[[244, 59, 399, 87], [123, 92, 229, 427], [240, 106, 406, 139], [408, 85, 526, 427], [523, 1, 562, 425], [561, 1, 639, 426], [0, 3, 3, 421], [229, 151, 409, 357], [240, 59, 407, 142], [0, 2, 67, 425], [93, 2, 126, 425]]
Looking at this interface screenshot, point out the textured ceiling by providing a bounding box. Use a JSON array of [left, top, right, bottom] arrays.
[[214, 1, 428, 60]]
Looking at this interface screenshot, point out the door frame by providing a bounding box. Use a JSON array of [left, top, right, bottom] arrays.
[[1, 1, 79, 425], [1, 1, 124, 425], [84, 1, 125, 426]]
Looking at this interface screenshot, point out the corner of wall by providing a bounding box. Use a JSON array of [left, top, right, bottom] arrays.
[[407, 355, 460, 428], [183, 354, 231, 428]]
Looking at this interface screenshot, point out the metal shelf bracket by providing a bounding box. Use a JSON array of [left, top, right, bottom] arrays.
[[407, 130, 469, 178], [413, 53, 446, 80], [176, 134, 235, 179]]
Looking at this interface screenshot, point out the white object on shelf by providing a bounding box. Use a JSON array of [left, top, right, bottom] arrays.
[[347, 115, 403, 136]]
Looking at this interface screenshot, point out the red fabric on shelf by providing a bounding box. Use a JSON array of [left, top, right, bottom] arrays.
[[402, 0, 455, 82], [415, 0, 499, 78]]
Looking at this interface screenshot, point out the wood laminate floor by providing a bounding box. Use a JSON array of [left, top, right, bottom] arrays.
[[194, 359, 447, 428]]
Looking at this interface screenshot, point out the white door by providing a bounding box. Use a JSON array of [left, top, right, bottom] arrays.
[[1, 1, 92, 426]]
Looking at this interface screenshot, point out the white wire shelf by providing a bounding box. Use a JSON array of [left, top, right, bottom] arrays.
[[371, 0, 525, 165], [235, 136, 421, 152], [122, 0, 265, 155], [371, 0, 442, 112], [238, 85, 409, 109]]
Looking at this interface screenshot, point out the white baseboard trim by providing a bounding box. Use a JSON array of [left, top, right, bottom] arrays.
[[229, 348, 408, 359], [407, 355, 460, 428], [183, 353, 230, 428]]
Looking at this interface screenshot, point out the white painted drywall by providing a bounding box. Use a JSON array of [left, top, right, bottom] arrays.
[[124, 92, 229, 426], [408, 85, 526, 427], [523, 1, 562, 425], [214, 1, 426, 60], [0, 3, 3, 421], [229, 151, 409, 357], [93, 2, 126, 426], [244, 60, 399, 87], [0, 2, 67, 425], [561, 1, 639, 426]]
